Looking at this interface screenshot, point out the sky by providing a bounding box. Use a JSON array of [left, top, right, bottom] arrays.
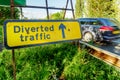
[[22, 0, 76, 19]]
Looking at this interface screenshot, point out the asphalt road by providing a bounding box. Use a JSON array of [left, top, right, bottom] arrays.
[[94, 43, 120, 55], [106, 39, 120, 54], [91, 39, 120, 55], [80, 38, 120, 56]]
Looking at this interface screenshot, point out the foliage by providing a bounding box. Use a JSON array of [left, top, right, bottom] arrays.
[[48, 10, 70, 20], [0, 43, 120, 80], [87, 0, 116, 18], [0, 6, 20, 25], [75, 0, 83, 18], [63, 49, 120, 80], [49, 11, 64, 20], [113, 0, 120, 20], [75, 0, 118, 18]]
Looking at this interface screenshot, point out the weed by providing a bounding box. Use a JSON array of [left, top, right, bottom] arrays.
[[0, 43, 120, 80]]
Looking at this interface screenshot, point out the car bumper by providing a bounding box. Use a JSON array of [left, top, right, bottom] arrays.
[[103, 35, 120, 40]]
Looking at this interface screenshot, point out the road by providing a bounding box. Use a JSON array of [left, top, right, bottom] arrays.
[[80, 38, 120, 57], [98, 43, 120, 55], [98, 39, 120, 55]]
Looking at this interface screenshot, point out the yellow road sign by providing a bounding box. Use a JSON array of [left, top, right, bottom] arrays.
[[4, 20, 82, 49]]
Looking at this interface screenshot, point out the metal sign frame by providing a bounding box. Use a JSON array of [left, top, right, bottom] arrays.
[[12, 0, 75, 19], [9, 0, 75, 80]]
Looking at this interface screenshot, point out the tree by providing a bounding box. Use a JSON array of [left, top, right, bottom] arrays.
[[0, 6, 20, 25], [75, 0, 118, 18], [75, 0, 83, 18], [113, 0, 120, 21], [87, 0, 116, 17], [49, 10, 66, 20], [49, 12, 63, 20]]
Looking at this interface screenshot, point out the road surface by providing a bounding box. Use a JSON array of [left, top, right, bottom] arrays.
[[80, 38, 120, 56]]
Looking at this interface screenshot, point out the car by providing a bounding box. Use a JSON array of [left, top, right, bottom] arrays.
[[78, 18, 120, 42]]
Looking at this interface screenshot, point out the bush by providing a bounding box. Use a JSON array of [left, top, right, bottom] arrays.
[[0, 43, 120, 80], [0, 6, 20, 25]]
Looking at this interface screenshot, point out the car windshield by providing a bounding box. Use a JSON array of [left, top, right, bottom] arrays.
[[80, 20, 102, 25], [102, 19, 120, 29]]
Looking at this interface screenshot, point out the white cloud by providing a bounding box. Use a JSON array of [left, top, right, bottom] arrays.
[[22, 9, 75, 19], [23, 11, 46, 19]]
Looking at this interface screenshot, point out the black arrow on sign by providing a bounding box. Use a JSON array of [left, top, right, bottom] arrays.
[[59, 23, 66, 38]]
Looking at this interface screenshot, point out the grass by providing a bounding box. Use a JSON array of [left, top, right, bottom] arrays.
[[0, 43, 120, 80], [0, 25, 3, 43]]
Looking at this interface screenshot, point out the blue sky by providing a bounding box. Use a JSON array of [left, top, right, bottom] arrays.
[[22, 0, 76, 19]]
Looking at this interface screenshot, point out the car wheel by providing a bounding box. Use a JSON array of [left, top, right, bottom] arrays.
[[83, 32, 94, 42]]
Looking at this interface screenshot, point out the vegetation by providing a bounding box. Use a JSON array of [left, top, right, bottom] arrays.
[[0, 6, 20, 25], [49, 12, 63, 20], [75, 0, 83, 18], [87, 0, 116, 18], [0, 43, 120, 80], [75, 0, 119, 18], [48, 10, 71, 20]]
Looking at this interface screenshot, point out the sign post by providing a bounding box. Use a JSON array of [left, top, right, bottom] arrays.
[[4, 20, 82, 49], [11, 49, 16, 80], [10, 0, 16, 80]]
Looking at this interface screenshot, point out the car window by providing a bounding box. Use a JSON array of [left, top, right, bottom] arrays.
[[80, 20, 103, 25], [80, 21, 87, 25], [102, 19, 120, 29]]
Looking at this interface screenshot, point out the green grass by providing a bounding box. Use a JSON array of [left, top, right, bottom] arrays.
[[0, 25, 3, 43], [0, 43, 120, 80]]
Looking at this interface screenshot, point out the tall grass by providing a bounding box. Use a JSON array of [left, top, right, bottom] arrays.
[[63, 49, 120, 80], [0, 43, 120, 80]]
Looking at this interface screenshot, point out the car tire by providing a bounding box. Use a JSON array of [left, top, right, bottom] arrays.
[[83, 32, 94, 42]]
